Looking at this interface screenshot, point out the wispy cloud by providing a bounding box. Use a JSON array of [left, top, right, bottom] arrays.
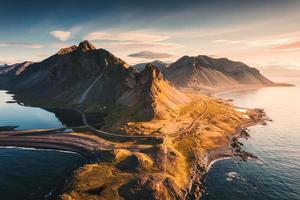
[[272, 40, 300, 51], [0, 42, 43, 48], [128, 51, 174, 59], [50, 30, 71, 41], [85, 31, 169, 42], [105, 42, 181, 50], [212, 38, 292, 47]]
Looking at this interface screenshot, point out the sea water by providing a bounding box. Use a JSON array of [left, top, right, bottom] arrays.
[[203, 77, 300, 200]]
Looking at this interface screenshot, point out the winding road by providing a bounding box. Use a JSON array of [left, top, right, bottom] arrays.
[[162, 100, 208, 179], [76, 109, 163, 139]]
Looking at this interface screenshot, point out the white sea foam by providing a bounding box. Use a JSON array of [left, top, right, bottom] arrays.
[[226, 172, 239, 181], [208, 157, 233, 170]]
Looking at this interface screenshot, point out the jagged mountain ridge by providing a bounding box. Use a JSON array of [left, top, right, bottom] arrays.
[[0, 41, 190, 119], [164, 55, 274, 89]]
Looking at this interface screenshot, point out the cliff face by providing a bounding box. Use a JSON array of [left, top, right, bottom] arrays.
[[118, 63, 190, 119], [164, 55, 274, 89]]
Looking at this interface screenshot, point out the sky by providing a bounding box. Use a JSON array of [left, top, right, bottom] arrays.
[[0, 0, 300, 68]]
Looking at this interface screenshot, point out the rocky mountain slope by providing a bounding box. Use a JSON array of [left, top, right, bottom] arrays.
[[132, 60, 168, 72], [164, 55, 274, 90]]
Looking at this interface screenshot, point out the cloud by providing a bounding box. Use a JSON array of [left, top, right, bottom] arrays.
[[85, 31, 169, 42], [112, 42, 180, 50], [0, 42, 42, 48], [212, 38, 292, 47], [273, 40, 300, 51], [84, 31, 180, 52], [50, 30, 71, 41], [128, 51, 174, 59]]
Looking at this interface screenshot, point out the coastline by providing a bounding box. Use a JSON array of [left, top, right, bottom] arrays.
[[207, 102, 267, 163], [0, 87, 268, 200], [207, 157, 233, 170], [206, 118, 264, 168], [214, 83, 294, 97], [180, 83, 294, 98]]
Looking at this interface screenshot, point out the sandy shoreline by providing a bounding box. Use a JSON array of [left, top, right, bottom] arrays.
[[0, 129, 117, 160]]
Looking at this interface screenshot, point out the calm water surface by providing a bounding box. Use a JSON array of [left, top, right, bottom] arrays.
[[0, 147, 84, 200], [203, 77, 300, 200], [0, 90, 84, 200], [0, 90, 64, 130]]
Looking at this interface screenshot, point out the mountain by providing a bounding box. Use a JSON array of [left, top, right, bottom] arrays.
[[0, 41, 189, 119], [0, 61, 33, 85], [164, 55, 274, 90], [2, 41, 130, 105], [132, 60, 168, 72]]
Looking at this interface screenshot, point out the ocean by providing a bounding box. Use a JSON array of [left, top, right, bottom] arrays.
[[203, 77, 300, 200]]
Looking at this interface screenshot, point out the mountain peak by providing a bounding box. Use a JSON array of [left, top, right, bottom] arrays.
[[78, 40, 96, 51]]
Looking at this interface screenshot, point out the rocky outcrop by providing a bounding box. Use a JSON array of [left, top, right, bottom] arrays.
[[164, 55, 274, 89], [78, 40, 96, 51]]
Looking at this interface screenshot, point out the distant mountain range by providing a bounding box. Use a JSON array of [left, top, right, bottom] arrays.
[[163, 55, 274, 90], [132, 60, 168, 72], [0, 61, 32, 75]]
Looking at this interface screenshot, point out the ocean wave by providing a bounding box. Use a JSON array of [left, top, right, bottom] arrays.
[[226, 171, 247, 182]]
